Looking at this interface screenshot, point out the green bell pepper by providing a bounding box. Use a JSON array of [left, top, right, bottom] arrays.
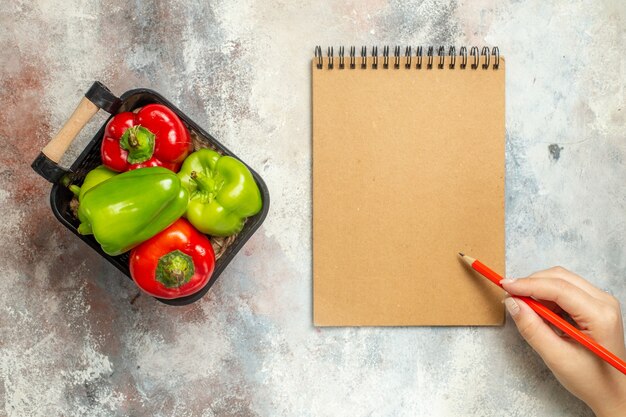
[[69, 165, 118, 201], [77, 166, 189, 256], [177, 149, 262, 236]]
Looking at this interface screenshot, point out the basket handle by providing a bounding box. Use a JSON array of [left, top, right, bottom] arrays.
[[31, 81, 121, 183]]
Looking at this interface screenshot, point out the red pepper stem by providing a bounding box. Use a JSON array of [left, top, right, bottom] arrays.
[[128, 131, 139, 148], [155, 250, 195, 288], [120, 125, 156, 164]]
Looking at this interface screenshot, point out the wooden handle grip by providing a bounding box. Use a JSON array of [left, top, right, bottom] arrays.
[[42, 97, 100, 163]]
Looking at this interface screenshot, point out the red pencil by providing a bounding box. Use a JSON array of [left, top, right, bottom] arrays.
[[459, 252, 626, 375]]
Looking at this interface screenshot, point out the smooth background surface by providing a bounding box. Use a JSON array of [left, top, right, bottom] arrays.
[[1, 1, 624, 416]]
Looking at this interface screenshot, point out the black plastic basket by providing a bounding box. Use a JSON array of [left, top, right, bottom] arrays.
[[32, 82, 270, 305]]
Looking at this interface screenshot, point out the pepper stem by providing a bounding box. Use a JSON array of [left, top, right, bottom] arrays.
[[119, 125, 156, 164], [128, 133, 139, 148], [69, 184, 81, 197], [155, 250, 195, 288], [190, 170, 222, 203]]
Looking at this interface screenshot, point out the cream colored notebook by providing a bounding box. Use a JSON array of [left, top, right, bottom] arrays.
[[312, 46, 505, 326]]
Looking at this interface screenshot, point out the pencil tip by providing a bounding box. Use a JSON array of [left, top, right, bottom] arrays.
[[458, 252, 464, 257]]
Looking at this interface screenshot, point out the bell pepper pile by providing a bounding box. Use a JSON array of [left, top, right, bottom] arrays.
[[70, 104, 263, 300]]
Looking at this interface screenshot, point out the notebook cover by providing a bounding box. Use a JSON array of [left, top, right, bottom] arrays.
[[312, 56, 505, 326]]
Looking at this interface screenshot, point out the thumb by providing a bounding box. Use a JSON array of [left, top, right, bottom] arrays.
[[505, 297, 566, 366]]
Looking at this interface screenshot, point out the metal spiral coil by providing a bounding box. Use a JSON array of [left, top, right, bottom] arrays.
[[383, 45, 390, 68], [404, 46, 412, 69], [427, 46, 434, 69], [314, 45, 500, 70], [338, 46, 345, 69]]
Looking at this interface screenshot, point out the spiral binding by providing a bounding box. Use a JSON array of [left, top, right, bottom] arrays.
[[314, 45, 500, 70]]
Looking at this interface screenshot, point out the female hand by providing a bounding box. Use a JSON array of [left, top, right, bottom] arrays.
[[501, 267, 626, 417]]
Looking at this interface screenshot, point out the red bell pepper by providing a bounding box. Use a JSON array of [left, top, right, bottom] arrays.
[[101, 104, 192, 172], [129, 218, 215, 299]]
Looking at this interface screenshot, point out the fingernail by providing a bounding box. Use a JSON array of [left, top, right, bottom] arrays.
[[504, 297, 520, 317], [500, 278, 515, 285]]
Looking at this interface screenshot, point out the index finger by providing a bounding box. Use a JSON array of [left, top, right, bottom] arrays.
[[501, 277, 603, 323], [527, 266, 609, 301]]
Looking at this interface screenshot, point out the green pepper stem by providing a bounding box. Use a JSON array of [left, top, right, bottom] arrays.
[[61, 174, 72, 187], [155, 250, 195, 288], [69, 184, 81, 197], [190, 170, 222, 200]]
